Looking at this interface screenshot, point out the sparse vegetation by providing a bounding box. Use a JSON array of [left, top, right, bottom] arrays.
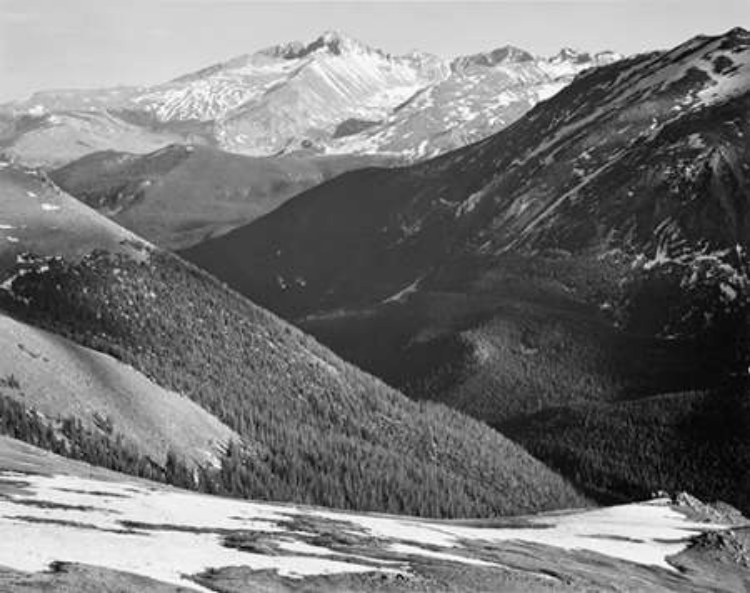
[[0, 394, 188, 486], [0, 375, 20, 390]]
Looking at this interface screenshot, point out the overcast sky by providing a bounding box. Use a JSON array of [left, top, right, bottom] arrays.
[[1, 0, 748, 102]]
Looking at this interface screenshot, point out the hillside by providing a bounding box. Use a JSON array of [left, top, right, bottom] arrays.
[[50, 144, 397, 249], [0, 436, 747, 593], [0, 163, 587, 517], [180, 28, 750, 512], [0, 109, 213, 168], [0, 159, 148, 270], [0, 310, 236, 468]]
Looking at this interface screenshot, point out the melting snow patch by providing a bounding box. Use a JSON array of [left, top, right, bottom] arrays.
[[41, 203, 61, 212], [382, 277, 421, 303], [388, 543, 496, 567], [687, 133, 706, 149], [0, 473, 386, 592]]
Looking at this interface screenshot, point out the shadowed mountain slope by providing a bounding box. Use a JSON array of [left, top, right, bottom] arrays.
[[50, 144, 397, 249]]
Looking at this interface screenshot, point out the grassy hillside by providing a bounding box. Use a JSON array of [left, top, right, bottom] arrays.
[[0, 310, 236, 467], [51, 145, 398, 249], [0, 163, 147, 271]]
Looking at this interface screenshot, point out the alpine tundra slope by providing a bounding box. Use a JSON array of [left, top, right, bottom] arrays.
[[0, 436, 747, 592]]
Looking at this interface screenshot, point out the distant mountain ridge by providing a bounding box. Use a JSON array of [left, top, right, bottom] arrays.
[[0, 31, 621, 166]]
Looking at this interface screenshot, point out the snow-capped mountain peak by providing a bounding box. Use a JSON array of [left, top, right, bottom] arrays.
[[0, 32, 627, 165], [551, 47, 591, 63], [258, 30, 378, 60], [452, 45, 536, 70]]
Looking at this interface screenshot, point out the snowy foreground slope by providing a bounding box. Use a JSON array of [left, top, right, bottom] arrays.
[[0, 437, 748, 592]]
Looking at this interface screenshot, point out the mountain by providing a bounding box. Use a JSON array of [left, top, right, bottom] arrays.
[[1, 31, 619, 167], [50, 144, 397, 249], [0, 159, 587, 517], [181, 28, 750, 511], [0, 435, 747, 593], [326, 46, 620, 160]]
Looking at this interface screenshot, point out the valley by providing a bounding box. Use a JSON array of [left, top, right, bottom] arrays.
[[181, 27, 750, 515], [0, 12, 748, 592]]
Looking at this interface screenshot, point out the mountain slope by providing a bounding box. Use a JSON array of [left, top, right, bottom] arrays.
[[327, 47, 620, 160], [0, 162, 587, 518], [180, 28, 750, 512], [50, 145, 397, 249]]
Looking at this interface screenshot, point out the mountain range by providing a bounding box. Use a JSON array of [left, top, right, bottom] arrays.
[[1, 23, 750, 593], [0, 31, 619, 167]]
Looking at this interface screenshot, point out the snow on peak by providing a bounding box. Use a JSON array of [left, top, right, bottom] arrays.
[[452, 45, 536, 70], [259, 30, 378, 60], [551, 47, 592, 64], [594, 50, 623, 64]]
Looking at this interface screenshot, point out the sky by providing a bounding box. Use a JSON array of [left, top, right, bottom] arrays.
[[1, 0, 749, 102]]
